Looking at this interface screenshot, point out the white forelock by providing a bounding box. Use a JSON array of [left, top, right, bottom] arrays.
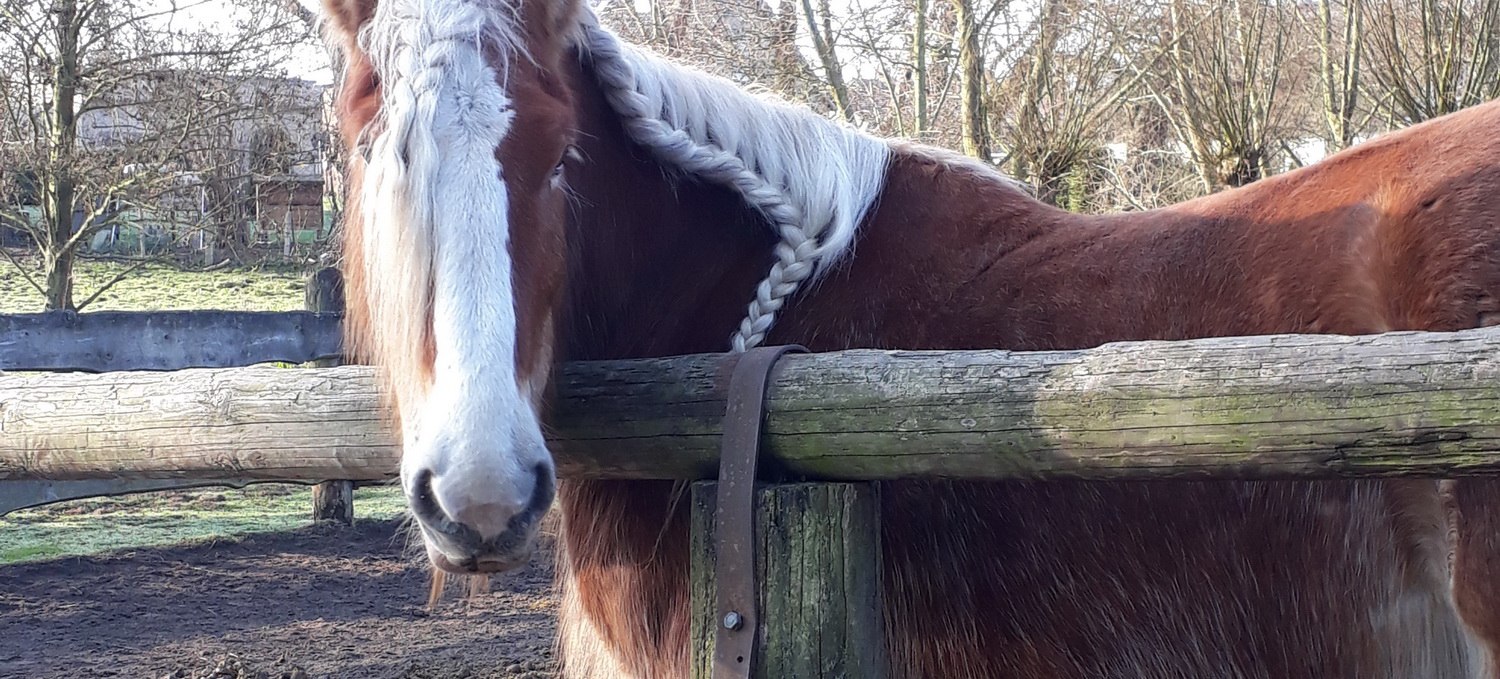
[[356, 0, 527, 404], [577, 14, 891, 351]]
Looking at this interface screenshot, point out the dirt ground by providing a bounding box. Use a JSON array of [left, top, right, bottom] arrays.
[[0, 517, 561, 679]]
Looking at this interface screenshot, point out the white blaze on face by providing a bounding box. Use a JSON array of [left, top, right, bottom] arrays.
[[359, 0, 551, 543]]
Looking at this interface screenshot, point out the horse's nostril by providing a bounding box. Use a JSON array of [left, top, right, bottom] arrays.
[[410, 467, 447, 525]]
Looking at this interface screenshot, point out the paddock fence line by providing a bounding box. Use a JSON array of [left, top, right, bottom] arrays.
[[8, 299, 1500, 677], [8, 323, 1500, 483], [0, 266, 355, 520]]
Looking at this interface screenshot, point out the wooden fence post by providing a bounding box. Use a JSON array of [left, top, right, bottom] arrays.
[[689, 482, 887, 679], [306, 266, 354, 524]]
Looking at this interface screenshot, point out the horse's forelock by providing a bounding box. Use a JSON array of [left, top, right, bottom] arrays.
[[347, 0, 532, 408]]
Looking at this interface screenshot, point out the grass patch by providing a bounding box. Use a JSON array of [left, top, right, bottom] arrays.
[[0, 257, 309, 313], [0, 485, 408, 565]]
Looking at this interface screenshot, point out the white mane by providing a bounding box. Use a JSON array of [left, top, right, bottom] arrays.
[[578, 15, 891, 351]]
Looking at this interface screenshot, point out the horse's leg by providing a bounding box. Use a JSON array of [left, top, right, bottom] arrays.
[[1446, 479, 1500, 677], [554, 479, 692, 679], [1445, 289, 1500, 675], [555, 557, 632, 678]]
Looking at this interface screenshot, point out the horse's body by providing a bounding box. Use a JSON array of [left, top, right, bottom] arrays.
[[553, 42, 1500, 678], [320, 1, 1500, 676]]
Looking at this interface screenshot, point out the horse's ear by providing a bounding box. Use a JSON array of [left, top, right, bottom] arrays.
[[322, 0, 376, 41]]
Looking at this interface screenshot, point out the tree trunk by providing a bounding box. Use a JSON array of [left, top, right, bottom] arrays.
[[800, 0, 855, 122], [952, 0, 991, 160], [41, 242, 74, 311], [1166, 0, 1221, 193], [1318, 0, 1363, 150], [911, 0, 929, 138], [43, 0, 82, 311], [1013, 0, 1065, 204]]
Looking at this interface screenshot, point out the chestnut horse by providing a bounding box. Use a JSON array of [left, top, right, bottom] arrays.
[[321, 0, 1500, 676]]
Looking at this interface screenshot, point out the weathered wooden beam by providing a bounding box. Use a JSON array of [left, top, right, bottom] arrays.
[[1, 366, 396, 481], [690, 482, 886, 679], [0, 309, 343, 371], [6, 327, 1500, 481], [0, 477, 270, 515]]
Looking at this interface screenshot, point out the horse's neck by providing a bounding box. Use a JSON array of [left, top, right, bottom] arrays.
[[557, 36, 1260, 355], [560, 61, 780, 361], [557, 58, 1089, 358]]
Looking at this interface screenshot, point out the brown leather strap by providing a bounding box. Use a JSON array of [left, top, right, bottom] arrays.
[[713, 344, 806, 679]]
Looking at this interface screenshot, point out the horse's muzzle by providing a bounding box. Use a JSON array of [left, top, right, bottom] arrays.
[[408, 464, 555, 573]]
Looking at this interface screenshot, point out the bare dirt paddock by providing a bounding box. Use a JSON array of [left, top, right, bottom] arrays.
[[0, 517, 561, 678]]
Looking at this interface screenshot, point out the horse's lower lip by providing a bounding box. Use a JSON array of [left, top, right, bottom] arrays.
[[428, 547, 528, 574]]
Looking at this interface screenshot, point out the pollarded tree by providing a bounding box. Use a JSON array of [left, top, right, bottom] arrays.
[[1144, 0, 1309, 191], [1364, 0, 1500, 127]]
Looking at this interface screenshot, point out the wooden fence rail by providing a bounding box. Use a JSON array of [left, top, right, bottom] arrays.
[[0, 267, 353, 518], [7, 325, 1500, 483], [1, 309, 342, 371]]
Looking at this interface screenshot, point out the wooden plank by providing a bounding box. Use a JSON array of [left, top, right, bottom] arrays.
[[0, 477, 267, 515], [0, 309, 343, 371], [690, 482, 886, 679], [6, 327, 1500, 481], [0, 366, 397, 481], [305, 267, 356, 524]]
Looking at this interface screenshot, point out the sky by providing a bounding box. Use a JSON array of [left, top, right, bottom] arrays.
[[148, 0, 852, 87], [152, 0, 935, 87], [144, 0, 333, 84]]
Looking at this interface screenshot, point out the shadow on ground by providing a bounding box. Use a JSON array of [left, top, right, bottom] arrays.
[[0, 517, 558, 679]]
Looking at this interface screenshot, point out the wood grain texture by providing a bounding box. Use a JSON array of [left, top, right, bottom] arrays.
[[690, 482, 886, 679], [0, 310, 343, 372], [6, 327, 1500, 481]]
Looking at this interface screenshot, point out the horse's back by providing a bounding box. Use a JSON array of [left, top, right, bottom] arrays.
[[814, 101, 1500, 677]]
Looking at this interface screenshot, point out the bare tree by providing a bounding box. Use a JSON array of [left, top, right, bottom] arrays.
[[598, 0, 823, 102], [912, 0, 930, 136], [990, 0, 1155, 206], [1364, 0, 1500, 126], [800, 0, 857, 122], [951, 0, 991, 159], [1312, 0, 1366, 150], [0, 0, 314, 310], [1144, 0, 1307, 191]]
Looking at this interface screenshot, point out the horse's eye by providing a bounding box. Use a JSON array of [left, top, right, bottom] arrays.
[[551, 145, 580, 184]]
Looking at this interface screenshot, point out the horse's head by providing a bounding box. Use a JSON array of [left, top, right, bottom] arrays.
[[323, 0, 582, 573]]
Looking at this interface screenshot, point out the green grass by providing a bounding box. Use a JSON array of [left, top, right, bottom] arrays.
[[0, 256, 401, 565], [0, 485, 409, 565], [0, 257, 309, 313]]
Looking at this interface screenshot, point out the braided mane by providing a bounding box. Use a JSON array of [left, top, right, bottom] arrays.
[[577, 18, 891, 351]]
